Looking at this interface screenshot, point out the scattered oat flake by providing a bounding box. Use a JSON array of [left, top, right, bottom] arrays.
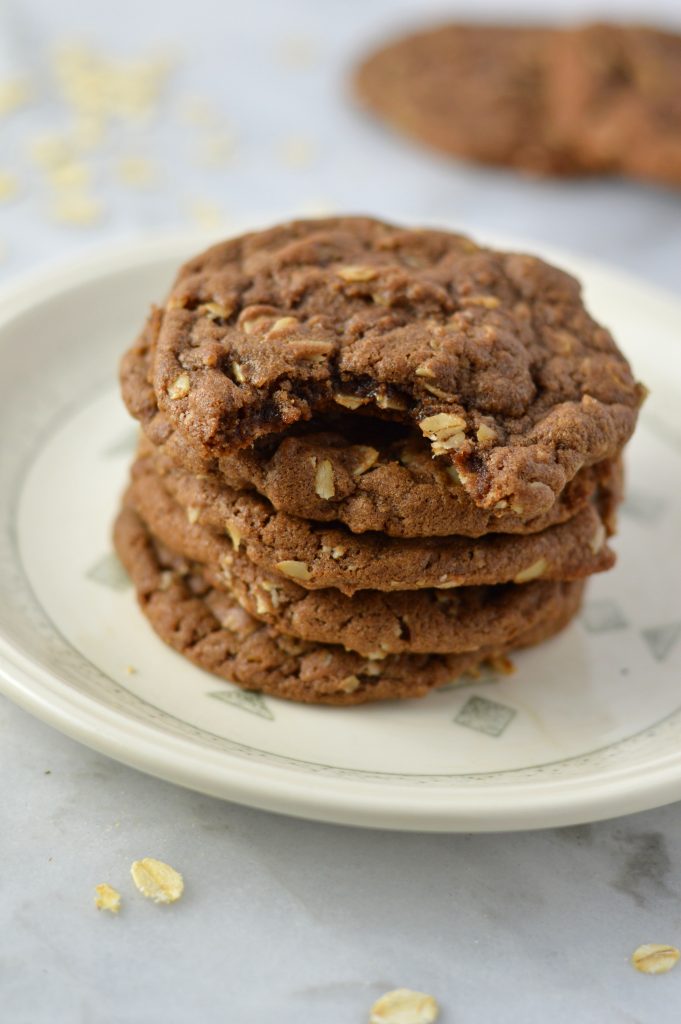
[[0, 172, 19, 202], [631, 944, 680, 974], [178, 95, 222, 127], [94, 883, 121, 914], [53, 44, 172, 123], [370, 989, 439, 1024], [279, 136, 315, 168], [47, 160, 91, 189], [187, 198, 226, 229], [130, 858, 184, 904], [118, 156, 157, 187], [277, 36, 317, 68], [51, 191, 103, 226], [72, 114, 106, 150], [196, 134, 236, 169], [29, 134, 74, 169], [0, 77, 31, 116], [299, 197, 335, 217]]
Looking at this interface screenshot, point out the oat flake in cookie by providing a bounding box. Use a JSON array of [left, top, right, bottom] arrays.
[[141, 217, 643, 517]]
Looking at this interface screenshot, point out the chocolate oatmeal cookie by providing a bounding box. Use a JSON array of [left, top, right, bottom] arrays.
[[354, 22, 681, 188], [123, 476, 595, 656], [201, 548, 588, 658], [121, 217, 643, 517], [114, 505, 585, 704], [549, 24, 681, 187], [354, 24, 569, 173], [129, 451, 616, 596], [127, 314, 620, 537]]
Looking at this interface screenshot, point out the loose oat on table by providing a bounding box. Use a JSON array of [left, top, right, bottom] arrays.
[[0, 77, 31, 116], [369, 988, 439, 1024], [29, 133, 75, 169], [94, 883, 122, 914], [50, 191, 103, 227], [46, 160, 91, 190], [631, 944, 681, 975], [118, 156, 157, 187], [0, 171, 19, 202], [130, 858, 184, 904], [186, 198, 225, 230]]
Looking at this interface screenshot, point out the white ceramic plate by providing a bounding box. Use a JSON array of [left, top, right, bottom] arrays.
[[1, 226, 680, 832]]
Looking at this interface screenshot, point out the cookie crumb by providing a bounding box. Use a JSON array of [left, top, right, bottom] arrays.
[[94, 883, 121, 914]]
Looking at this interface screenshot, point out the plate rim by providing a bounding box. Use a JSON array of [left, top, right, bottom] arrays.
[[6, 634, 681, 833], [1, 225, 681, 833]]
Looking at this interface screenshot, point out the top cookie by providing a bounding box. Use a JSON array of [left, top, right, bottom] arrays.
[[134, 217, 644, 515]]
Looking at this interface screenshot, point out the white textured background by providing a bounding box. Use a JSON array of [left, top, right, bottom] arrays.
[[2, 1, 681, 1021]]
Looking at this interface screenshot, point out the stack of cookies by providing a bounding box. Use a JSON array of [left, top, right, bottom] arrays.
[[115, 217, 644, 705], [354, 22, 681, 188]]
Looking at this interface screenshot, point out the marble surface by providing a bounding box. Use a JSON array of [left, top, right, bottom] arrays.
[[2, 1, 681, 1021]]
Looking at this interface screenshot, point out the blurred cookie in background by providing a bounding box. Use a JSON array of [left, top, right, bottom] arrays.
[[354, 21, 681, 188]]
